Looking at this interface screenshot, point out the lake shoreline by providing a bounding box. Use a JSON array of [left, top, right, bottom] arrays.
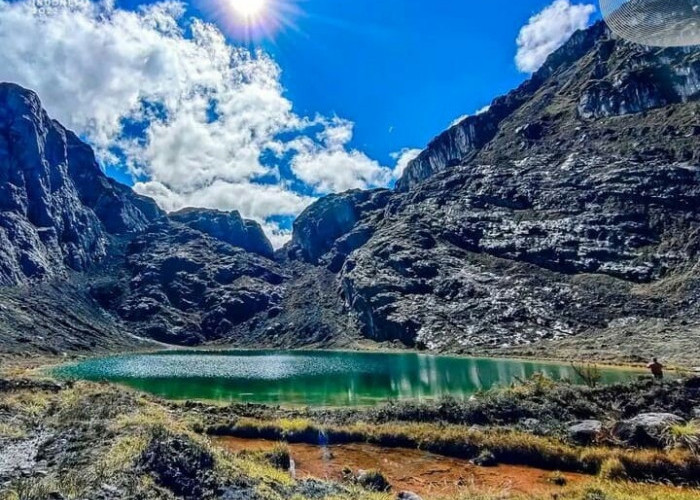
[[3, 372, 700, 500]]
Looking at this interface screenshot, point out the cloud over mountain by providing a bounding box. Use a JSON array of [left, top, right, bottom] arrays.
[[515, 0, 596, 73], [0, 0, 401, 244]]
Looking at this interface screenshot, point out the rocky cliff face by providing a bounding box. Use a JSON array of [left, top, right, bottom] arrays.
[[288, 22, 700, 362], [170, 208, 274, 259], [0, 83, 162, 286], [397, 22, 700, 190], [90, 220, 286, 346]]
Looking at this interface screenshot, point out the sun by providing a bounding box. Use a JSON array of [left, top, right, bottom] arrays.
[[231, 0, 267, 18], [205, 0, 299, 41]]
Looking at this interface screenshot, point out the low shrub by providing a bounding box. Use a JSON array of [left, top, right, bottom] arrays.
[[547, 470, 567, 486], [217, 418, 700, 487], [265, 442, 292, 470], [663, 421, 700, 455], [598, 457, 627, 480], [355, 469, 391, 492]]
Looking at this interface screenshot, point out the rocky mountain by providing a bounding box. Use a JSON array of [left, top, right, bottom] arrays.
[[0, 84, 300, 353], [0, 83, 162, 286], [1, 21, 700, 363], [285, 21, 700, 363]]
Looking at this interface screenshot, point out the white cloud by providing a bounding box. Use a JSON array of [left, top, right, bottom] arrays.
[[390, 148, 422, 178], [515, 0, 596, 73], [0, 0, 396, 245], [133, 179, 314, 221], [448, 105, 491, 129], [288, 118, 395, 194], [449, 114, 471, 128]]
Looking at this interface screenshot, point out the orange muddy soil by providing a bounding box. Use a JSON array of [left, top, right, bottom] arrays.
[[213, 436, 590, 498]]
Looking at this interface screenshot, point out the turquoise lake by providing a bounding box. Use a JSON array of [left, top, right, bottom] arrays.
[[54, 350, 642, 406]]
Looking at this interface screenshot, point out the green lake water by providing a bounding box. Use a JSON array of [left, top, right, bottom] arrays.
[[54, 350, 642, 406]]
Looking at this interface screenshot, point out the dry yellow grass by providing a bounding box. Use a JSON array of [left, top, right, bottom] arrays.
[[229, 418, 700, 485]]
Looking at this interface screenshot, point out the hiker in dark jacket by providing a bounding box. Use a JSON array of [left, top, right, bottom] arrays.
[[647, 358, 664, 380]]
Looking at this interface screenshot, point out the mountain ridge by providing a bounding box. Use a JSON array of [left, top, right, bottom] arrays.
[[1, 20, 700, 364]]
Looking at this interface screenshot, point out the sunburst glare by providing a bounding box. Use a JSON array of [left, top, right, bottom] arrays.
[[231, 0, 267, 19], [201, 0, 302, 42]]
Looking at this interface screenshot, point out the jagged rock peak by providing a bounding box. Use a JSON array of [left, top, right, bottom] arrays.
[[169, 207, 274, 259], [290, 189, 391, 266]]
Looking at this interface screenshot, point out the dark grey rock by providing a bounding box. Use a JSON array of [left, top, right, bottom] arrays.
[[397, 492, 423, 500], [170, 207, 273, 259], [568, 420, 603, 444], [293, 479, 347, 499], [471, 449, 498, 467], [355, 469, 391, 492], [614, 413, 685, 447], [139, 432, 218, 499], [103, 220, 286, 345], [291, 189, 390, 267]]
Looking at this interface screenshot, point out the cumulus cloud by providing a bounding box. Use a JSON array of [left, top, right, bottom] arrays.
[[390, 148, 422, 178], [288, 118, 394, 194], [515, 0, 596, 73], [0, 0, 400, 245]]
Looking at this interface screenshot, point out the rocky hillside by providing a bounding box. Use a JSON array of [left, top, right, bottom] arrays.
[[1, 21, 700, 363], [285, 22, 700, 363], [0, 83, 312, 353]]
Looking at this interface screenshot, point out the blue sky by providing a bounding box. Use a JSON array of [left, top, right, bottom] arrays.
[[0, 0, 598, 244], [120, 0, 598, 168]]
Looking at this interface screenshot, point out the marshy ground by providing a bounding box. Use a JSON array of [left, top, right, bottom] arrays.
[[1, 358, 700, 500]]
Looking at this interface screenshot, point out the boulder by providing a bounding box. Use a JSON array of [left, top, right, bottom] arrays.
[[355, 469, 391, 492], [614, 413, 684, 447], [139, 432, 218, 498], [568, 420, 603, 444]]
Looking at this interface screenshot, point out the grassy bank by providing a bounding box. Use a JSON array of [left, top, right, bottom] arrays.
[[0, 381, 390, 500], [211, 417, 700, 486]]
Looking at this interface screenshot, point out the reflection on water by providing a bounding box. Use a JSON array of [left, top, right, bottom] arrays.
[[54, 350, 641, 406]]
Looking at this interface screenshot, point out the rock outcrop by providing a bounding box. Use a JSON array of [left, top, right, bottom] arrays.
[[92, 220, 286, 345], [170, 208, 274, 259], [614, 413, 685, 448]]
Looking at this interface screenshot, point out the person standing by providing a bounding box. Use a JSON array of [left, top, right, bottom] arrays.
[[647, 358, 664, 380]]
